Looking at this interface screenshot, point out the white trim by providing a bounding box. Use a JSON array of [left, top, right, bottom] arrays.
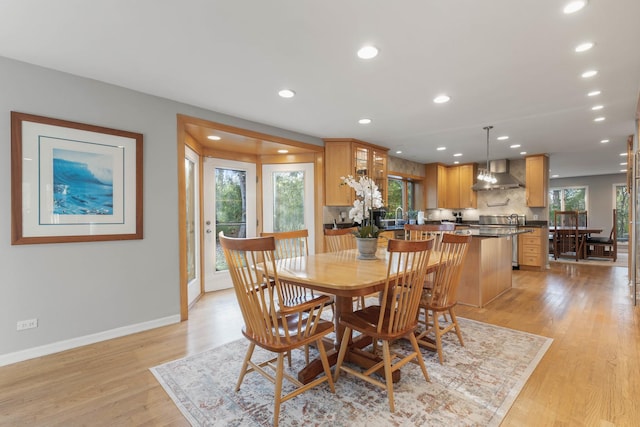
[[0, 315, 180, 367]]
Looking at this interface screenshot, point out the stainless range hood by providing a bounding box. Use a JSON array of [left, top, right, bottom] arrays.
[[472, 159, 524, 191]]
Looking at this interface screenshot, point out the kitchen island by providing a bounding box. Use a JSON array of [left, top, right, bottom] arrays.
[[456, 228, 530, 308]]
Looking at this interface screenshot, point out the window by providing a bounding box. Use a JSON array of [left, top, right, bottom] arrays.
[[615, 184, 629, 240], [387, 177, 415, 218], [548, 186, 588, 225]]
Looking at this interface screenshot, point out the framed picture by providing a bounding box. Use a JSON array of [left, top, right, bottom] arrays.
[[11, 112, 143, 244]]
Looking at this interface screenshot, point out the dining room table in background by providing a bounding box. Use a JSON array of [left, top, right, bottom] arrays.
[[550, 226, 603, 260], [274, 247, 441, 384]]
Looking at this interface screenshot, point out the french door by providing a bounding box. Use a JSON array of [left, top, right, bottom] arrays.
[[262, 163, 315, 253], [185, 146, 201, 304], [203, 158, 256, 291]]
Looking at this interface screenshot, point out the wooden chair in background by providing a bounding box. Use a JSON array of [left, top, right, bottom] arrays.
[[333, 238, 434, 412], [219, 233, 335, 427], [323, 226, 358, 252], [586, 209, 617, 261], [404, 222, 455, 251], [553, 210, 582, 261], [416, 233, 472, 364]]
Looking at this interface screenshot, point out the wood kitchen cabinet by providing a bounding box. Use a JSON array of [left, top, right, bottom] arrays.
[[525, 154, 549, 207], [445, 163, 477, 209], [425, 163, 447, 209], [458, 163, 477, 209], [518, 227, 548, 271], [324, 138, 388, 206], [425, 162, 477, 209]]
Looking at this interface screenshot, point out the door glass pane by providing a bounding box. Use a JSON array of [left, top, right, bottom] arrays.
[[185, 158, 196, 282], [215, 168, 247, 271], [273, 171, 304, 232], [616, 184, 629, 240]]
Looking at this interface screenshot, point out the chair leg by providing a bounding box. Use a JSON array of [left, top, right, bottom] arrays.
[[333, 327, 352, 382], [273, 353, 285, 427], [236, 342, 255, 391], [433, 311, 444, 364], [407, 332, 430, 382], [449, 308, 464, 346], [316, 338, 335, 393], [382, 340, 395, 413]]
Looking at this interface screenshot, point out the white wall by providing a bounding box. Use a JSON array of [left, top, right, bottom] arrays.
[[0, 56, 322, 364]]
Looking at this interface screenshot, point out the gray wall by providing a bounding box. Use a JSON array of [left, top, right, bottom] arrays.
[[550, 173, 625, 233], [0, 56, 322, 361]]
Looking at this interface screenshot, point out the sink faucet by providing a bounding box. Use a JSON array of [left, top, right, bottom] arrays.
[[395, 207, 403, 221]]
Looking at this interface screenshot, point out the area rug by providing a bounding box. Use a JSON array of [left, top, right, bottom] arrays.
[[150, 318, 552, 427]]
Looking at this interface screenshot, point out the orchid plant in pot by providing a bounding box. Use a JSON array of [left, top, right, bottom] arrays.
[[341, 175, 384, 259]]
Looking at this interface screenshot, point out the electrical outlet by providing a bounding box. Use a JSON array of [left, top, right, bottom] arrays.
[[16, 318, 38, 331]]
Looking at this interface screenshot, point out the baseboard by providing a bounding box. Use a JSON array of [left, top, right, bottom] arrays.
[[0, 314, 181, 367]]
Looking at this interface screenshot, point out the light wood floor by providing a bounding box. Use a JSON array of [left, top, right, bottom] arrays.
[[1, 263, 638, 426]]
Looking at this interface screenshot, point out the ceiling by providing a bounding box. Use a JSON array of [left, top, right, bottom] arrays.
[[1, 0, 639, 178]]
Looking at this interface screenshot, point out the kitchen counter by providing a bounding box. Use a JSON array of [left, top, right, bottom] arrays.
[[457, 232, 515, 308]]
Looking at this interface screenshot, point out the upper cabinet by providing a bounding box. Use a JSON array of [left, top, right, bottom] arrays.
[[525, 154, 549, 207], [425, 162, 477, 209], [458, 163, 478, 209], [324, 139, 388, 206], [425, 163, 447, 209]]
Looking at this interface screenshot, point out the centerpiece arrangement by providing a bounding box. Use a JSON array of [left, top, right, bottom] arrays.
[[341, 175, 384, 259]]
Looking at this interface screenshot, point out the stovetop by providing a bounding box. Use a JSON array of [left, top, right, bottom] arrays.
[[477, 214, 526, 226]]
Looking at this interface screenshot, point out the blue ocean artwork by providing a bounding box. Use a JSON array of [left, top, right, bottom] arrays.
[[52, 148, 114, 215]]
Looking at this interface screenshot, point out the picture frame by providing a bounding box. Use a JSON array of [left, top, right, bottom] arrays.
[[11, 112, 143, 244]]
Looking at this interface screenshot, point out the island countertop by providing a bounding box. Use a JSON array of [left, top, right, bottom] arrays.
[[460, 227, 532, 238]]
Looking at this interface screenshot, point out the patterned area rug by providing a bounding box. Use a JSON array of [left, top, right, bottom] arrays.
[[151, 318, 551, 427]]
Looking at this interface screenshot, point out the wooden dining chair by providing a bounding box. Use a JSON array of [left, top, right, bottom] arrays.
[[219, 232, 335, 427], [323, 226, 358, 252], [333, 238, 434, 412], [586, 209, 617, 261], [323, 227, 370, 309], [416, 233, 472, 364], [261, 229, 335, 362], [553, 210, 581, 261], [404, 223, 455, 251]]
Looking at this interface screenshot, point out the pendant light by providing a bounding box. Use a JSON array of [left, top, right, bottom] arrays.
[[477, 126, 497, 184]]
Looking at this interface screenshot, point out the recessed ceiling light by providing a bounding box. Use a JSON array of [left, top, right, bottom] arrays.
[[620, 162, 628, 166], [594, 117, 605, 122], [433, 95, 451, 104], [575, 42, 594, 53], [564, 1, 587, 14], [601, 139, 609, 143], [396, 150, 402, 154], [357, 45, 378, 59], [587, 90, 601, 96], [453, 161, 460, 164], [620, 169, 627, 172], [552, 174, 560, 178], [510, 144, 521, 148], [620, 152, 627, 156], [207, 135, 221, 140], [591, 105, 603, 110], [277, 149, 289, 154], [453, 153, 462, 157], [278, 89, 296, 98], [520, 151, 527, 155], [581, 70, 598, 78], [358, 118, 372, 125], [497, 136, 509, 141], [436, 146, 446, 151]]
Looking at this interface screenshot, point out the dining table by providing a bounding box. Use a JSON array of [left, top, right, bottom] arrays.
[[550, 226, 603, 259], [274, 247, 441, 384]]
